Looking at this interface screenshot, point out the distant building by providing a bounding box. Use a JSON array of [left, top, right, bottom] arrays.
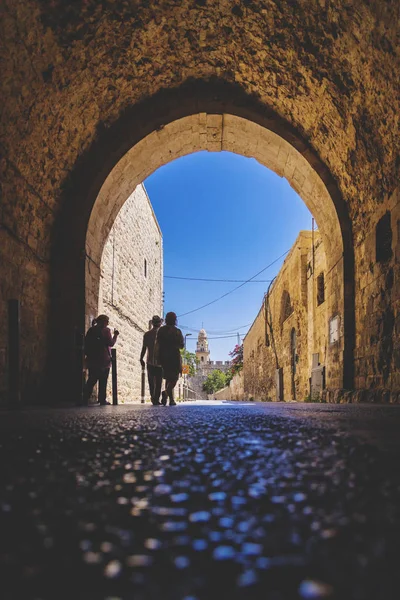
[[195, 329, 231, 375], [187, 328, 231, 399]]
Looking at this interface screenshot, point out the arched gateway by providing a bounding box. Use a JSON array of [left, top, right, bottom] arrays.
[[2, 1, 398, 405], [50, 83, 354, 401]]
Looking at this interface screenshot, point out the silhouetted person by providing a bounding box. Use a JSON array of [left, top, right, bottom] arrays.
[[157, 312, 184, 406], [83, 314, 119, 406], [140, 315, 163, 405]]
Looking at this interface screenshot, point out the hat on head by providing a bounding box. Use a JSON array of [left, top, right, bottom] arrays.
[[152, 315, 162, 325]]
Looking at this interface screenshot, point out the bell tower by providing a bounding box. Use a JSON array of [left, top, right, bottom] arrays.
[[196, 329, 210, 367]]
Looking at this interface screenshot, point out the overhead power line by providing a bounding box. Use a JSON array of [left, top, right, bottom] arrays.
[[184, 333, 244, 340], [165, 275, 272, 283], [208, 334, 243, 340], [180, 323, 251, 335], [177, 249, 289, 318]]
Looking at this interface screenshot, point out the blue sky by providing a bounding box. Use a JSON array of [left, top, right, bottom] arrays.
[[145, 151, 312, 361]]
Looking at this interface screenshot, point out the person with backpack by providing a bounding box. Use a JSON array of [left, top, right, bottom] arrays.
[[83, 314, 119, 406]]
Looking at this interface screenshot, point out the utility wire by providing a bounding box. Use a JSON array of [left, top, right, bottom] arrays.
[[208, 334, 244, 340], [165, 275, 272, 283], [177, 249, 290, 318], [180, 323, 251, 334], [184, 333, 243, 340]]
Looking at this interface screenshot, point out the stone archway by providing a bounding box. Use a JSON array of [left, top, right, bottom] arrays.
[[50, 82, 354, 401]]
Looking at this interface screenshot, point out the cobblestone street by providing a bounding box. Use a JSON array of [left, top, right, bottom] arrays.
[[1, 402, 400, 600]]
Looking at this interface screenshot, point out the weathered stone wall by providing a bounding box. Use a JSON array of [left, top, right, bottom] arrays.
[[0, 0, 399, 403], [354, 190, 400, 389], [213, 387, 230, 401], [187, 374, 209, 401], [213, 372, 244, 401], [0, 230, 50, 405], [98, 184, 162, 403], [243, 231, 328, 401], [306, 233, 329, 383], [230, 371, 245, 401]]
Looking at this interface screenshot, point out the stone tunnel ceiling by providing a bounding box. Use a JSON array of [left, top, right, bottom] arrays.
[[1, 0, 399, 237]]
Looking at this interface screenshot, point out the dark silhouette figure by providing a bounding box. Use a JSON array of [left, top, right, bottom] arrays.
[[157, 312, 184, 406], [140, 315, 163, 405], [83, 314, 119, 405]]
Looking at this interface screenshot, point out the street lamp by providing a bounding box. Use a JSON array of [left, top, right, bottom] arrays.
[[184, 333, 192, 400], [184, 333, 192, 350]]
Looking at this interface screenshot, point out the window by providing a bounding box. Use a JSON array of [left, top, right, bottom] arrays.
[[317, 273, 325, 305], [376, 211, 392, 263], [144, 258, 147, 278]]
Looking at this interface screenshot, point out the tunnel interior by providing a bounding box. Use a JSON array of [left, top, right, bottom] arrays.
[[0, 1, 399, 404]]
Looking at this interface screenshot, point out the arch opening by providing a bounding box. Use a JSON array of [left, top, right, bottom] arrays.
[[86, 113, 350, 394], [50, 93, 354, 402]]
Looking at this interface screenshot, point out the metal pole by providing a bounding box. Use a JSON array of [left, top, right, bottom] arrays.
[[8, 299, 21, 407], [141, 366, 146, 403], [111, 348, 118, 405], [184, 335, 187, 401]]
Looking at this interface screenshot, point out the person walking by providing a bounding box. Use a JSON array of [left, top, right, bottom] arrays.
[[156, 312, 184, 406], [83, 314, 119, 406], [140, 315, 163, 405]]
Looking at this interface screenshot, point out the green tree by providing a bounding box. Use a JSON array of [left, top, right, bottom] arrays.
[[202, 370, 227, 394], [180, 349, 199, 376]]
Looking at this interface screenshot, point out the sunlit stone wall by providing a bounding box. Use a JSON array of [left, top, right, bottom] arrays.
[[98, 184, 163, 403], [243, 231, 328, 401]]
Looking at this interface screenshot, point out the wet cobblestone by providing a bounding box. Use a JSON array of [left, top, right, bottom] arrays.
[[1, 403, 400, 600]]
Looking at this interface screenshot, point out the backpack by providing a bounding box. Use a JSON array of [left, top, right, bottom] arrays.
[[84, 326, 105, 358]]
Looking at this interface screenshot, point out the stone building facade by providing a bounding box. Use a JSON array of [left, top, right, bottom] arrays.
[[243, 231, 328, 402], [189, 328, 231, 399], [98, 184, 163, 403], [195, 329, 231, 375], [0, 2, 399, 405]]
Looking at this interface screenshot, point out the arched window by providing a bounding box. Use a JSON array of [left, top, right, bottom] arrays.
[[280, 290, 293, 325]]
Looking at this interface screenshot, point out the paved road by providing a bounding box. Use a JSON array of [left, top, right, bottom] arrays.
[[1, 401, 400, 600]]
